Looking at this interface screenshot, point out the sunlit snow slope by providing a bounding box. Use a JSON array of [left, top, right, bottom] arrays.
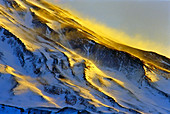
[[0, 0, 170, 113]]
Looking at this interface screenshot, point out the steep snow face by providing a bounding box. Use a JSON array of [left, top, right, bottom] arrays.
[[0, 0, 170, 113]]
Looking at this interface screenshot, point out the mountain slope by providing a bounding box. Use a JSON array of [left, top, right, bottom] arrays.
[[0, 0, 170, 113]]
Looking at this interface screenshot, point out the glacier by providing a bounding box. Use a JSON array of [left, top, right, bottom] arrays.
[[0, 0, 169, 113]]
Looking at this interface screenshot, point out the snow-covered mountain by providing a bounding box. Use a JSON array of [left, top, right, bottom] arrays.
[[0, 0, 169, 113]]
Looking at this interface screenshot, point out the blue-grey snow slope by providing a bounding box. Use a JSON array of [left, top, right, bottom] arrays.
[[0, 0, 169, 113]]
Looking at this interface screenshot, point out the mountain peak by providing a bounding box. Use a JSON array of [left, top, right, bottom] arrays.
[[0, 0, 170, 113]]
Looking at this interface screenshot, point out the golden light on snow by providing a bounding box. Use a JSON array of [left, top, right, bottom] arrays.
[[4, 65, 60, 108], [52, 0, 170, 58], [0, 0, 169, 113]]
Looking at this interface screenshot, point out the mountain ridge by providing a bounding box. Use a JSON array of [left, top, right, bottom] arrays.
[[0, 0, 170, 113]]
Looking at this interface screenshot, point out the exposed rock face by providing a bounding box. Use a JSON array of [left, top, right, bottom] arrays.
[[0, 104, 90, 114], [65, 95, 77, 105], [0, 0, 169, 114]]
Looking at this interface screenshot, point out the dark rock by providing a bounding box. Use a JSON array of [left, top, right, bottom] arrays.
[[65, 95, 77, 105], [44, 85, 66, 95], [88, 104, 97, 112], [52, 66, 60, 73], [27, 108, 51, 114], [34, 68, 41, 74], [3, 29, 15, 38]]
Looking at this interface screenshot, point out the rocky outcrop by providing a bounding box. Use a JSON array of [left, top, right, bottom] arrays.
[[0, 104, 90, 114]]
